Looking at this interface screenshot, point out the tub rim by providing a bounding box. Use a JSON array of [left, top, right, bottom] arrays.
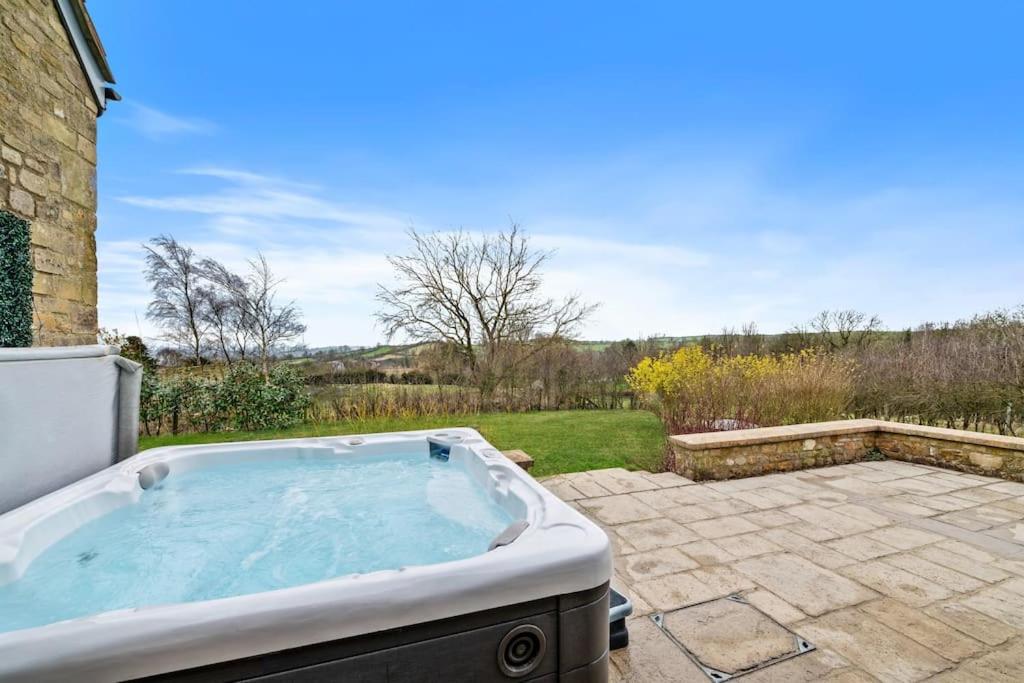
[[0, 427, 612, 683]]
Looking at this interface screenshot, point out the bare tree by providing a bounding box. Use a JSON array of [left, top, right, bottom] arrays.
[[808, 310, 883, 351], [200, 284, 244, 365], [851, 311, 1024, 433], [204, 254, 305, 378], [376, 224, 596, 401], [777, 324, 817, 353], [703, 322, 766, 357], [144, 235, 209, 365]]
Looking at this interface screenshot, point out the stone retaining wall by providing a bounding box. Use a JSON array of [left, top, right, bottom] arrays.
[[670, 419, 1024, 482]]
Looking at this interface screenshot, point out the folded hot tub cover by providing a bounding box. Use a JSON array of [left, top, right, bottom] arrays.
[[0, 345, 142, 513]]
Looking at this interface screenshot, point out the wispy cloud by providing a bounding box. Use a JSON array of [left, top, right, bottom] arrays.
[[99, 160, 1024, 347], [103, 166, 719, 345], [178, 167, 319, 191], [533, 233, 710, 269], [118, 102, 216, 140], [118, 167, 407, 231], [105, 169, 414, 344]]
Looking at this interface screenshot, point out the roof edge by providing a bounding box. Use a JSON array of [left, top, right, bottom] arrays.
[[52, 0, 116, 112], [67, 0, 114, 82]]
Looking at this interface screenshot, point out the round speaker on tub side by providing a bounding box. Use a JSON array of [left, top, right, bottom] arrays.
[[497, 624, 546, 678]]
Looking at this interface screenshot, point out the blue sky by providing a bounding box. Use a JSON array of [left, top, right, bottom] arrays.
[[90, 1, 1024, 347]]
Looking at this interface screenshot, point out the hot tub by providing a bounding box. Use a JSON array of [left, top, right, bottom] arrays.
[[0, 429, 612, 682]]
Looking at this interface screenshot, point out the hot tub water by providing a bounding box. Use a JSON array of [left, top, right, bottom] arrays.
[[0, 452, 512, 633]]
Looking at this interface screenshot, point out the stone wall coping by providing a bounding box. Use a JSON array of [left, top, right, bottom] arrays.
[[670, 418, 1024, 453], [877, 421, 1024, 451]]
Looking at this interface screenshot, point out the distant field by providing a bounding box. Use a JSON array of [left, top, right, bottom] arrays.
[[138, 409, 667, 477], [311, 383, 467, 396], [357, 345, 402, 359]]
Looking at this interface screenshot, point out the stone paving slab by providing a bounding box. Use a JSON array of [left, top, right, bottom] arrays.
[[986, 520, 1024, 544], [588, 468, 663, 494], [825, 534, 899, 561], [735, 552, 875, 616], [923, 601, 1018, 646], [959, 586, 1024, 629], [860, 598, 985, 662], [863, 525, 944, 550], [609, 617, 706, 681], [710, 531, 782, 559], [839, 559, 953, 606], [621, 547, 700, 582], [928, 639, 1024, 683], [632, 572, 719, 612], [615, 518, 700, 551], [883, 552, 985, 593], [545, 463, 1024, 682], [760, 527, 856, 569], [677, 539, 737, 567], [686, 515, 760, 539], [912, 544, 1010, 582], [731, 647, 853, 682], [799, 608, 951, 681], [577, 493, 661, 525], [950, 486, 1015, 504]]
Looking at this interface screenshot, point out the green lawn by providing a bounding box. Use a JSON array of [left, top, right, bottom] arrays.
[[138, 409, 667, 477]]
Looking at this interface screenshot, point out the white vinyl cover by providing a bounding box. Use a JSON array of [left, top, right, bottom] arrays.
[[0, 429, 612, 682], [0, 345, 142, 514]]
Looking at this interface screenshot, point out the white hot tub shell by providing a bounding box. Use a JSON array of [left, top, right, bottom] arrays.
[[0, 428, 612, 682]]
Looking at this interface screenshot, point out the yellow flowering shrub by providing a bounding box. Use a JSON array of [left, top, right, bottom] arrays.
[[628, 346, 855, 434]]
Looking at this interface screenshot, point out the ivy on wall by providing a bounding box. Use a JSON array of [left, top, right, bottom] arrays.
[[0, 210, 33, 347]]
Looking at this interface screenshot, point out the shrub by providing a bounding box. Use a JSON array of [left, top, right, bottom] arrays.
[[627, 346, 855, 434], [139, 362, 310, 434], [0, 211, 33, 347], [217, 363, 310, 431]]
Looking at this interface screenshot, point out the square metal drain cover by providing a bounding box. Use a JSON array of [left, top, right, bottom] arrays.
[[650, 594, 814, 681]]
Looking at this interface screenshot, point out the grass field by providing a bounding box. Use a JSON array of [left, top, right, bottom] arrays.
[[138, 409, 667, 477]]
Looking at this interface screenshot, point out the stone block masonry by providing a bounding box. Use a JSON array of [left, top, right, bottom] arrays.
[[1, 0, 100, 345], [670, 419, 1024, 483]]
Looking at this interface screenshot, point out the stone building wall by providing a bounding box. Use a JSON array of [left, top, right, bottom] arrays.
[[0, 0, 100, 346], [670, 419, 1024, 483]]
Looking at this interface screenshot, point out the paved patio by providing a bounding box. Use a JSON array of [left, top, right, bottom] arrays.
[[541, 461, 1024, 681]]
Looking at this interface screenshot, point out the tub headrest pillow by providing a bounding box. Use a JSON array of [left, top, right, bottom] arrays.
[[138, 462, 170, 490], [488, 520, 530, 551]]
